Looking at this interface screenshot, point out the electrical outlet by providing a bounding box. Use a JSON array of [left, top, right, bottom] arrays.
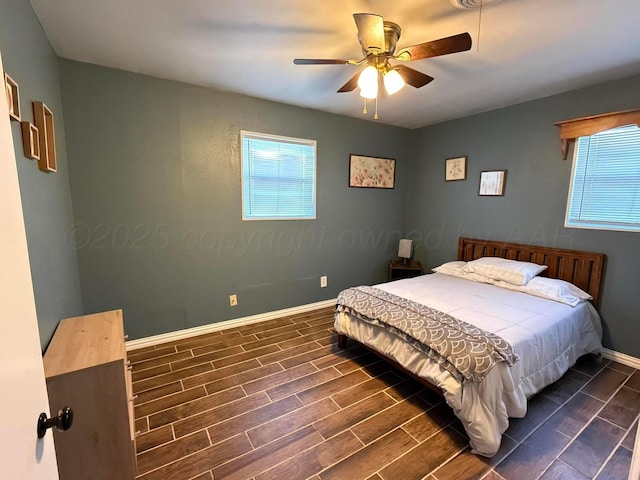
[[229, 294, 238, 306], [320, 276, 328, 288]]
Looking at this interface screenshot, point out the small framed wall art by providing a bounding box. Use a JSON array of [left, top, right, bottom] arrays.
[[478, 170, 507, 196], [33, 101, 57, 173], [4, 72, 20, 121], [445, 156, 467, 181], [21, 121, 40, 160], [349, 154, 395, 189]]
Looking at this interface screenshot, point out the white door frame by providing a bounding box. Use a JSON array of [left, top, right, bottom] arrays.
[[630, 421, 640, 480], [0, 47, 59, 479]]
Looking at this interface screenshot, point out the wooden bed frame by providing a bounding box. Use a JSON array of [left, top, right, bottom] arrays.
[[336, 237, 606, 392], [457, 237, 605, 306]]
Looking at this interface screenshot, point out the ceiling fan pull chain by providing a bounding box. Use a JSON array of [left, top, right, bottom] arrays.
[[363, 97, 368, 115], [374, 96, 379, 120]]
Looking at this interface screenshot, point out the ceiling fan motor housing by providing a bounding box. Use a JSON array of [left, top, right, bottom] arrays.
[[359, 21, 401, 57], [383, 22, 401, 54]]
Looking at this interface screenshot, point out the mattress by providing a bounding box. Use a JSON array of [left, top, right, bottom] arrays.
[[334, 272, 603, 456]]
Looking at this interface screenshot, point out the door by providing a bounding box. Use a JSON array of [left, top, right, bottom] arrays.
[[631, 424, 640, 480], [0, 49, 59, 479]]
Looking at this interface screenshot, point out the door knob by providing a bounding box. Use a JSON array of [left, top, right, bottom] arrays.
[[37, 406, 73, 438]]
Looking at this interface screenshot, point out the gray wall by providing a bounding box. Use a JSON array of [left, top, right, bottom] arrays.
[[406, 74, 640, 357], [0, 0, 83, 349], [5, 0, 638, 357], [59, 60, 410, 339]]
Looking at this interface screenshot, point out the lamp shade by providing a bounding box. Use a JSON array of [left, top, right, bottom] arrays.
[[398, 239, 412, 259], [358, 65, 378, 99], [384, 69, 405, 95]]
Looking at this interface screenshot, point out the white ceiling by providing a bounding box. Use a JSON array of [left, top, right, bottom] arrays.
[[29, 0, 640, 129]]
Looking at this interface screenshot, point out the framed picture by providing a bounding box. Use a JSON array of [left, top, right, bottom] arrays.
[[4, 73, 20, 121], [349, 154, 395, 189], [479, 170, 507, 196], [20, 121, 40, 160], [33, 101, 57, 173], [445, 156, 467, 181]]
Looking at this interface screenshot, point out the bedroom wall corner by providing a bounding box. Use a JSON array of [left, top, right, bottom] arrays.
[[58, 59, 411, 340], [404, 73, 640, 359], [0, 0, 84, 349]]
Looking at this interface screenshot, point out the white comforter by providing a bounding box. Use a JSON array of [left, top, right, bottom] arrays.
[[334, 273, 603, 456]]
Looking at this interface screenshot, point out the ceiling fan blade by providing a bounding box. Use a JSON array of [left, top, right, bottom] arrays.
[[353, 13, 385, 53], [337, 70, 363, 93], [294, 58, 351, 65], [394, 65, 434, 88], [396, 32, 472, 61]]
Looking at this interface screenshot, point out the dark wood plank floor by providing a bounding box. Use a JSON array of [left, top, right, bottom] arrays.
[[129, 307, 639, 480]]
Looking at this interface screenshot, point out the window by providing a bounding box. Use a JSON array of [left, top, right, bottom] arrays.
[[565, 124, 640, 232], [241, 131, 316, 220]]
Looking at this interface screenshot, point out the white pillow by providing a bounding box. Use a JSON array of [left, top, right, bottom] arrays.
[[433, 261, 591, 306], [519, 276, 592, 306], [477, 276, 592, 307], [464, 257, 547, 286], [431, 261, 493, 284], [431, 261, 467, 276]]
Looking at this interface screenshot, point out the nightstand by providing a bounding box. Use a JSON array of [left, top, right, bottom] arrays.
[[388, 260, 424, 281]]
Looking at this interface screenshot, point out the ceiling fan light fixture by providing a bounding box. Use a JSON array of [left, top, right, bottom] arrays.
[[383, 69, 405, 95], [293, 13, 472, 117], [359, 86, 378, 99], [357, 65, 378, 99]]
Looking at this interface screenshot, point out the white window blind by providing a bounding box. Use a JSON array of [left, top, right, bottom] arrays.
[[565, 124, 640, 232], [241, 131, 316, 220]]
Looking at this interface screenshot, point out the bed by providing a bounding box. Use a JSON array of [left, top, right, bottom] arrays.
[[334, 237, 605, 457]]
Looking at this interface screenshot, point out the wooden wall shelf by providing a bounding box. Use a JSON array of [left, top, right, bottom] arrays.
[[4, 72, 20, 121], [20, 121, 40, 160], [32, 101, 56, 172]]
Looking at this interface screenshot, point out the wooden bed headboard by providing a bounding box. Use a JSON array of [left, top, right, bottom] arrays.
[[457, 237, 605, 306]]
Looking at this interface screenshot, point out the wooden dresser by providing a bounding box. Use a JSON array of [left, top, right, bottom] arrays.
[[43, 310, 137, 480]]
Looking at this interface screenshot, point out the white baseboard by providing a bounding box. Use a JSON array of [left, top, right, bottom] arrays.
[[126, 298, 337, 351], [127, 302, 640, 372], [601, 348, 640, 370]]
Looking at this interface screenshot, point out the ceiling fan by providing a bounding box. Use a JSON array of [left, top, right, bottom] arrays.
[[293, 13, 472, 118]]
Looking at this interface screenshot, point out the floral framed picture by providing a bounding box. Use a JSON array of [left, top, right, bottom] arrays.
[[349, 154, 395, 189], [445, 156, 467, 181], [478, 170, 507, 196]]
